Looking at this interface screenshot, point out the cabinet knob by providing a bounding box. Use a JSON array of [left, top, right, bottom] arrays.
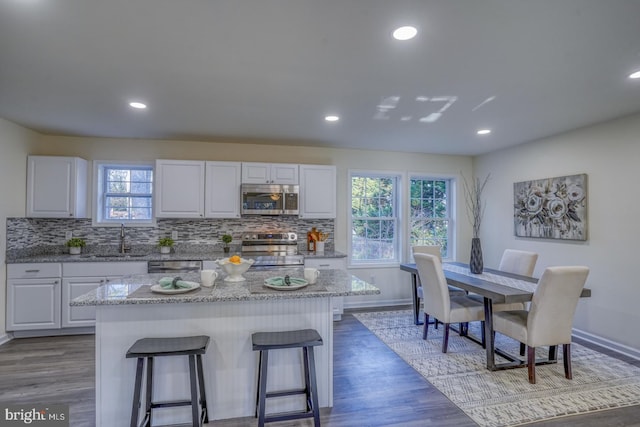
[[69, 213, 73, 217], [54, 280, 59, 284], [100, 279, 105, 284]]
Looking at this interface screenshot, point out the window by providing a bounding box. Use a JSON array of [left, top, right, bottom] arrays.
[[350, 172, 400, 264], [94, 162, 154, 225], [409, 177, 452, 258]]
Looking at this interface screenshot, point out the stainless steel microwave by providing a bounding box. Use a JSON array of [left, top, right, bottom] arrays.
[[241, 184, 299, 215]]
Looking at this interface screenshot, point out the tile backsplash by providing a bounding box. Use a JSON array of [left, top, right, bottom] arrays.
[[6, 217, 335, 257]]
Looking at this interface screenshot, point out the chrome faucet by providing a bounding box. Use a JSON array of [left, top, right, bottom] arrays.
[[120, 223, 128, 253]]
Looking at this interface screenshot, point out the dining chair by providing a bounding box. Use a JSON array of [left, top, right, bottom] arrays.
[[498, 249, 539, 276], [412, 246, 465, 327], [492, 266, 590, 384], [414, 253, 485, 353], [469, 249, 539, 312]]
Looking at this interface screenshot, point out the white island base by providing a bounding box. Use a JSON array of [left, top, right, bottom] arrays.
[[95, 298, 334, 426]]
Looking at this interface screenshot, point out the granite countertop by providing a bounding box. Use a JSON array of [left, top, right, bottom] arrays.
[[70, 267, 378, 306], [7, 250, 347, 264]]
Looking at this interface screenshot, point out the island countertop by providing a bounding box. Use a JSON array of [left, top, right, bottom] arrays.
[[71, 267, 379, 306]]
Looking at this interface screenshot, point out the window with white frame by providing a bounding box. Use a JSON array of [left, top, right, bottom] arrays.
[[350, 172, 400, 264], [94, 162, 154, 224], [409, 176, 452, 258]]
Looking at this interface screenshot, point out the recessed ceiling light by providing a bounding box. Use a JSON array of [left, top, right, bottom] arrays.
[[477, 129, 491, 135], [129, 102, 147, 109], [393, 26, 417, 41], [325, 115, 340, 122], [629, 70, 640, 79]]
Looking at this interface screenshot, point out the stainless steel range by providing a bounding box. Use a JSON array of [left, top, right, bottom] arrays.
[[241, 231, 304, 267]]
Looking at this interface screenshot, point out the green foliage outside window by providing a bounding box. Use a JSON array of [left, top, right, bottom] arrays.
[[410, 178, 450, 258], [351, 175, 398, 262], [103, 167, 153, 221]]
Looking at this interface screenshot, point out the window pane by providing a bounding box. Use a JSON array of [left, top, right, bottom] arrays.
[[410, 177, 451, 258], [101, 165, 153, 223], [350, 173, 399, 263]]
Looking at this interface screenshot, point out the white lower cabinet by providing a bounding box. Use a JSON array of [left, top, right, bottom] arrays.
[[7, 263, 62, 331], [6, 261, 146, 333], [62, 262, 147, 328], [61, 276, 116, 327], [304, 257, 347, 320]]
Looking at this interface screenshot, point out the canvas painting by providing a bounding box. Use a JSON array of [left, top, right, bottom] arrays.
[[514, 174, 587, 240]]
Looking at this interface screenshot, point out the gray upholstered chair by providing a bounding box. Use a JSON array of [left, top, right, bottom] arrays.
[[415, 253, 485, 353], [492, 266, 589, 384]]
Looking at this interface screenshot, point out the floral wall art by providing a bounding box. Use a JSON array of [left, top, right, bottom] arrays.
[[514, 174, 587, 240]]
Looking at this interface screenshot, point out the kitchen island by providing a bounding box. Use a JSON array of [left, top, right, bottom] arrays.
[[72, 267, 379, 426]]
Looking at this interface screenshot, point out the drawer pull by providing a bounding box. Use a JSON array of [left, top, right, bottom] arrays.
[[25, 269, 40, 273], [319, 264, 330, 267]]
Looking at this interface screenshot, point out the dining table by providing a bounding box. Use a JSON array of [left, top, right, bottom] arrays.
[[400, 261, 591, 371]]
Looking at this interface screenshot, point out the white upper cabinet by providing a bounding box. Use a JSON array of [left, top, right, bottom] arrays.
[[299, 164, 337, 219], [155, 160, 242, 218], [241, 162, 299, 184], [26, 156, 88, 218], [205, 161, 242, 218], [155, 160, 205, 218]]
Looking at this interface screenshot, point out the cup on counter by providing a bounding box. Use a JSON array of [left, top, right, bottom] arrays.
[[304, 268, 320, 284], [315, 241, 325, 253], [200, 270, 219, 287]]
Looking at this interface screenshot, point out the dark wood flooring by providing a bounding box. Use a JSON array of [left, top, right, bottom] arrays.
[[1, 308, 639, 426]]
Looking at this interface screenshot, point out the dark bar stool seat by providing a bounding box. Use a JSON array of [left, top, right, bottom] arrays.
[[126, 335, 210, 427], [252, 329, 323, 427]]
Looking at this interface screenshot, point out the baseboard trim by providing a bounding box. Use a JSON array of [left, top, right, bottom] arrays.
[[11, 327, 95, 339], [0, 333, 12, 347], [572, 328, 640, 361], [344, 298, 410, 310]]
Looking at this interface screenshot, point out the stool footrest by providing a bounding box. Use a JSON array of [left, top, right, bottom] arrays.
[[150, 399, 194, 409], [265, 411, 315, 423], [265, 388, 307, 398]]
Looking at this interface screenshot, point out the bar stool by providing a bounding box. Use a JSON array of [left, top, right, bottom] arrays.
[[126, 335, 210, 427], [252, 329, 323, 427]]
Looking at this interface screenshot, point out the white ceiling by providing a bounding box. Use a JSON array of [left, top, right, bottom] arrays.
[[1, 0, 640, 156]]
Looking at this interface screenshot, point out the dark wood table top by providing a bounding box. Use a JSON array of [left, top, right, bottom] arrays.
[[400, 262, 591, 304]]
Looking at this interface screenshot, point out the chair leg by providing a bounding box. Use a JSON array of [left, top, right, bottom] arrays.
[[442, 323, 450, 353], [130, 358, 144, 427], [422, 314, 430, 340], [188, 355, 199, 427], [196, 354, 209, 423], [549, 345, 558, 361], [480, 321, 486, 348], [434, 319, 439, 329], [527, 346, 536, 384], [257, 350, 269, 427], [563, 344, 572, 379]]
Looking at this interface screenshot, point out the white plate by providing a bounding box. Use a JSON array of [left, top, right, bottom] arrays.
[[264, 277, 309, 291], [150, 282, 200, 294]]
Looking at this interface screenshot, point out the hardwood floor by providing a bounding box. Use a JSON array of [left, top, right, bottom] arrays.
[[1, 308, 639, 426]]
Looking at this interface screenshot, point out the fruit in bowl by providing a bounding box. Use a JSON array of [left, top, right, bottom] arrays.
[[216, 256, 255, 282]]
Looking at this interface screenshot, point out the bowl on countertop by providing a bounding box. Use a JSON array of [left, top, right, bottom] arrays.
[[215, 256, 255, 282]]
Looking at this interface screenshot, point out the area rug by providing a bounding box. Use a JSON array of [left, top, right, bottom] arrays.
[[353, 310, 640, 427]]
